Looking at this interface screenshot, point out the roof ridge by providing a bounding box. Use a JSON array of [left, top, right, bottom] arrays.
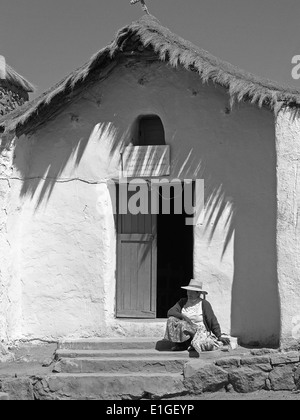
[[132, 15, 300, 96], [1, 14, 299, 134]]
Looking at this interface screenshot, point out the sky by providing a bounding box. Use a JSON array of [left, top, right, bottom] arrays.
[[1, 0, 300, 98]]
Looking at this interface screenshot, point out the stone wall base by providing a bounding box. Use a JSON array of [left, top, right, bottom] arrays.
[[0, 347, 299, 400]]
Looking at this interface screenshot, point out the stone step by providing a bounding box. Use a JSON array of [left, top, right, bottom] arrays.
[[57, 338, 167, 351], [55, 348, 194, 359], [54, 356, 188, 374], [0, 392, 9, 400], [38, 372, 186, 400]]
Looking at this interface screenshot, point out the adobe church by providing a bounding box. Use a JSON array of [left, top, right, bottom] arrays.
[[1, 14, 300, 349]]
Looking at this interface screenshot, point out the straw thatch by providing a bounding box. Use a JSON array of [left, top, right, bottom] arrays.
[[1, 14, 299, 135], [1, 62, 35, 93]]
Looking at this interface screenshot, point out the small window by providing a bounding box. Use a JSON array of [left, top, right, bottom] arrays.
[[137, 115, 165, 146]]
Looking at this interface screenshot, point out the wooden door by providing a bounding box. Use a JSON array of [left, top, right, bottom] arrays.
[[116, 186, 157, 318]]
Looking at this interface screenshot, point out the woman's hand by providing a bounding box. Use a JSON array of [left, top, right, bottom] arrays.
[[219, 336, 230, 345]]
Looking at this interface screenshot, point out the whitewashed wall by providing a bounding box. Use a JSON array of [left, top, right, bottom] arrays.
[[0, 61, 279, 346], [275, 107, 300, 349]]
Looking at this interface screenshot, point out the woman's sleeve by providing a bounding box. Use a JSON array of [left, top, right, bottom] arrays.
[[203, 300, 221, 338], [167, 299, 185, 319]]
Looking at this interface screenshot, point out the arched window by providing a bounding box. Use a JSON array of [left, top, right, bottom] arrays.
[[135, 115, 165, 146]]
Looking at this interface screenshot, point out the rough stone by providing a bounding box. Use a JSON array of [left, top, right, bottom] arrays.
[[0, 378, 34, 400], [250, 349, 278, 356], [280, 343, 300, 352], [184, 361, 228, 393], [228, 367, 269, 393], [59, 338, 159, 351], [269, 365, 296, 391], [294, 365, 300, 387], [240, 356, 271, 366], [215, 357, 241, 369], [265, 378, 272, 391], [35, 373, 187, 400], [270, 351, 299, 366], [42, 358, 54, 367], [240, 356, 272, 372], [56, 356, 186, 374], [52, 362, 62, 373], [0, 392, 9, 400], [32, 380, 49, 400], [225, 383, 235, 393]]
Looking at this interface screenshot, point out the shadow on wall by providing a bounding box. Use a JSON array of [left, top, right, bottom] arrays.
[[12, 119, 127, 209], [10, 102, 280, 347], [205, 181, 279, 347], [212, 151, 278, 347], [18, 138, 88, 208], [108, 109, 280, 347], [200, 127, 279, 348]]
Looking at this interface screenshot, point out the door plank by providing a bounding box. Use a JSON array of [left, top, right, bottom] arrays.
[[117, 233, 156, 318], [116, 185, 157, 318]]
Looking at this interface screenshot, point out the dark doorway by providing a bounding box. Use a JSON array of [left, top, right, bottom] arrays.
[[156, 185, 194, 318], [115, 181, 193, 319]]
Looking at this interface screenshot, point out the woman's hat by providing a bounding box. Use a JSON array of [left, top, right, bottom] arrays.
[[181, 279, 207, 293]]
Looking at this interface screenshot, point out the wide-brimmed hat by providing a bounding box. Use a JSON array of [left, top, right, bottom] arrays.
[[181, 279, 207, 293]]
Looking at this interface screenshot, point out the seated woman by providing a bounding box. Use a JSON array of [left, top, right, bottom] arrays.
[[164, 278, 230, 352]]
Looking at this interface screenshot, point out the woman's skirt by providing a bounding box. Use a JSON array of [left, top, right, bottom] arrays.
[[164, 316, 220, 352], [191, 325, 220, 353], [164, 316, 197, 343]]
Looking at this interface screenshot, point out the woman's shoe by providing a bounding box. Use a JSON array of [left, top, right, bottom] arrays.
[[171, 340, 191, 351], [171, 344, 186, 351]]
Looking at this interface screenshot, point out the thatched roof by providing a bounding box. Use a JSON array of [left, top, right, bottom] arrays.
[[1, 14, 299, 135], [0, 57, 35, 93]]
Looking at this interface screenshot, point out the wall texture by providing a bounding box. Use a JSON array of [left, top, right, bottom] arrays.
[[0, 70, 30, 341], [276, 107, 300, 349], [0, 60, 279, 346]]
